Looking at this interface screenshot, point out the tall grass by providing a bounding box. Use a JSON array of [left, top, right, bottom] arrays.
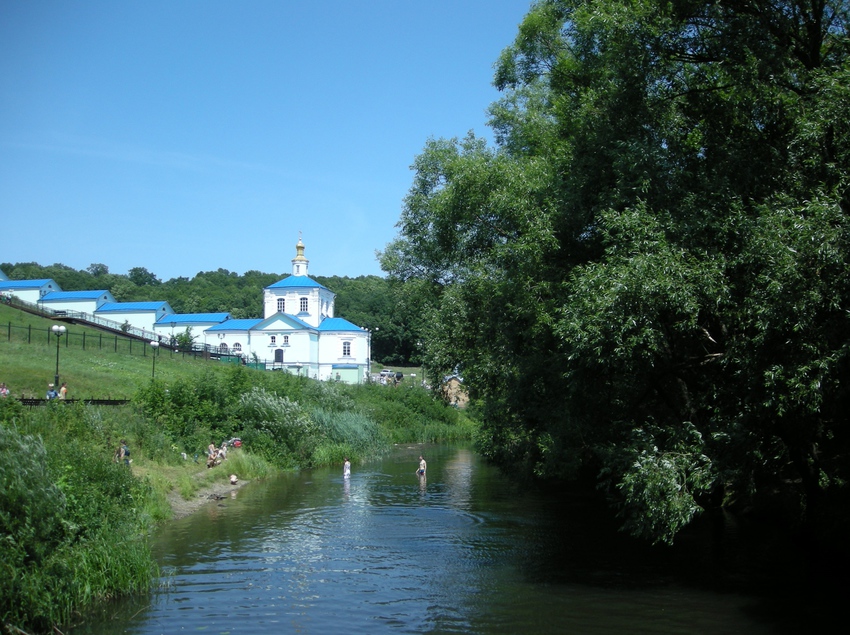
[[311, 408, 387, 463]]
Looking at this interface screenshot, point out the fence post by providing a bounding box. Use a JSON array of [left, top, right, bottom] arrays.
[[28, 324, 31, 344], [83, 331, 86, 351], [114, 335, 117, 352], [6, 322, 9, 342]]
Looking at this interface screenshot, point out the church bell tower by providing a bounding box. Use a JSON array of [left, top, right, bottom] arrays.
[[292, 234, 309, 277]]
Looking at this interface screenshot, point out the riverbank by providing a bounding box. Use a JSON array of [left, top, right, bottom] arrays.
[[165, 474, 251, 520]]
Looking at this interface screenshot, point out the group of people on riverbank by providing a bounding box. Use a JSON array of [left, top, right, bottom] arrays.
[[207, 442, 227, 468], [204, 438, 242, 468]]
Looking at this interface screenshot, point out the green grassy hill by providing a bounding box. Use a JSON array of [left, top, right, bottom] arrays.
[[0, 304, 211, 398]]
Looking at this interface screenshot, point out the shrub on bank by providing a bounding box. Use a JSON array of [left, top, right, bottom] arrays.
[[0, 403, 157, 632]]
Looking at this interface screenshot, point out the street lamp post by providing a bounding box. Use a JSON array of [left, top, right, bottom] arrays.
[[150, 340, 160, 379], [51, 324, 66, 387]]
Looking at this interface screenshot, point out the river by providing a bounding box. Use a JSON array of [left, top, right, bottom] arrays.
[[72, 444, 841, 634]]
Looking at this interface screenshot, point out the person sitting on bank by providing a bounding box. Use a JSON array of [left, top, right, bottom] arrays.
[[207, 443, 219, 468], [46, 383, 59, 400], [114, 440, 130, 466]]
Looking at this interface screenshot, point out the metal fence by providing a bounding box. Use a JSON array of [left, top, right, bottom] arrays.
[[16, 398, 131, 408]]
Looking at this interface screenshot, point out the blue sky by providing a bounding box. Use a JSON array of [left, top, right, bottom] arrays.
[[0, 0, 532, 281]]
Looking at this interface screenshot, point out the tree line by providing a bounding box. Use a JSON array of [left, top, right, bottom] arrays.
[[0, 262, 423, 366], [379, 0, 850, 544]]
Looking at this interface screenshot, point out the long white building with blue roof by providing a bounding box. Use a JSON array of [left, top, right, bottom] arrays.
[[40, 289, 116, 314], [94, 301, 175, 333], [201, 237, 371, 383], [0, 278, 61, 304]]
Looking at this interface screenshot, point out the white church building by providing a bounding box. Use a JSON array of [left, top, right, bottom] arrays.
[[201, 238, 371, 383]]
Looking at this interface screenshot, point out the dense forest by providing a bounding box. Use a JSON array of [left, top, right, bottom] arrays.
[[380, 0, 850, 544], [0, 262, 425, 366]]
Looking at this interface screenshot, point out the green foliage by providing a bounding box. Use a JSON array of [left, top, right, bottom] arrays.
[[0, 410, 156, 631], [310, 408, 386, 461], [175, 327, 196, 351], [0, 427, 67, 568], [600, 422, 715, 545], [235, 387, 316, 465], [382, 0, 850, 543]]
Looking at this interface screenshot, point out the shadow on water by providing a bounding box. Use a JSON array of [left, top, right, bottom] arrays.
[[492, 477, 849, 635], [72, 443, 847, 635]]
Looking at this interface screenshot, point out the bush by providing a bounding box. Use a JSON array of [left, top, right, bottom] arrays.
[[0, 423, 156, 631]]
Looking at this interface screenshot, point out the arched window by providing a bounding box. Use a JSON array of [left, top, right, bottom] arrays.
[[233, 343, 242, 352], [219, 343, 229, 353], [277, 298, 285, 313]]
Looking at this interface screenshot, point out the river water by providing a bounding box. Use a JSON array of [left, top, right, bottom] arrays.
[[72, 444, 840, 634]]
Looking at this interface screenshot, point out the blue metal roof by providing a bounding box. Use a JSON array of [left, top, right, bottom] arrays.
[[0, 279, 56, 289], [266, 275, 328, 290], [42, 290, 111, 300], [156, 313, 230, 325], [205, 319, 263, 332], [318, 317, 363, 332], [97, 301, 170, 312]]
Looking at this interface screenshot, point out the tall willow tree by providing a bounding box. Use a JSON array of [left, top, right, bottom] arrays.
[[381, 0, 850, 543]]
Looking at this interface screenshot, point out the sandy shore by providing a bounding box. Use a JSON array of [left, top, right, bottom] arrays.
[[166, 476, 250, 520]]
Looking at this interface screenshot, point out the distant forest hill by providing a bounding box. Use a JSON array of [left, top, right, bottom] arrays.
[[1, 261, 423, 366]]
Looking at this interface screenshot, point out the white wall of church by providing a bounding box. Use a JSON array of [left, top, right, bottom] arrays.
[[262, 288, 335, 327]]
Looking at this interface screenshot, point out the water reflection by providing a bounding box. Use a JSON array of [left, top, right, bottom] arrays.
[[71, 444, 841, 635]]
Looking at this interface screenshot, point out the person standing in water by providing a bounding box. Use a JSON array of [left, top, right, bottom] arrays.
[[417, 455, 427, 476], [343, 458, 351, 478]]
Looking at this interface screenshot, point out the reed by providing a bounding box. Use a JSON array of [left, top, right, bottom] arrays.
[[311, 407, 386, 459]]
